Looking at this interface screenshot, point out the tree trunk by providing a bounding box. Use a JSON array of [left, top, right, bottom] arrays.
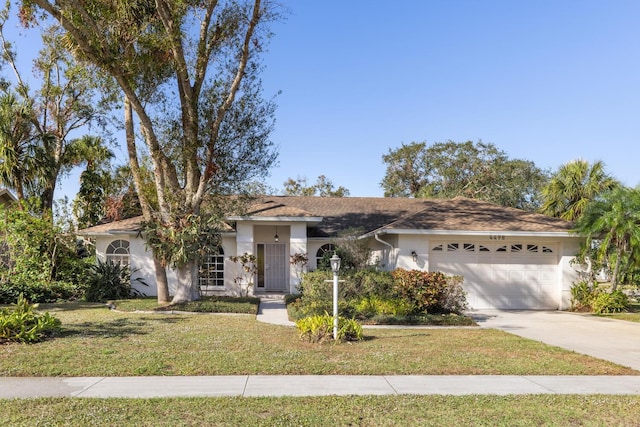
[[171, 260, 200, 303], [154, 257, 170, 303], [124, 96, 171, 303], [610, 247, 622, 292]]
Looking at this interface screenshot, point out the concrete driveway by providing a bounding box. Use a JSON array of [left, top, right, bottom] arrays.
[[471, 310, 640, 371]]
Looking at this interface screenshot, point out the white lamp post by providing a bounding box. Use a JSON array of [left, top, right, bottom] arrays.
[[330, 253, 341, 340]]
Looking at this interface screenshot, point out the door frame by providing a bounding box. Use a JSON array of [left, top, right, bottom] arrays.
[[256, 242, 289, 292]]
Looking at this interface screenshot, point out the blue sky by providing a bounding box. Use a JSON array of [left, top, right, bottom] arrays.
[[6, 1, 640, 199], [258, 0, 640, 195]]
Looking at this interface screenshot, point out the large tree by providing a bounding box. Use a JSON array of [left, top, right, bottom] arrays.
[[0, 13, 110, 213], [540, 159, 619, 221], [283, 175, 350, 197], [22, 0, 279, 302], [0, 92, 38, 203], [381, 140, 548, 211], [574, 186, 640, 291]]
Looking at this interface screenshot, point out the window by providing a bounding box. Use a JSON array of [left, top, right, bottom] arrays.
[[447, 243, 459, 252], [496, 245, 507, 252], [463, 243, 475, 252], [106, 240, 130, 266], [199, 247, 225, 289], [431, 244, 444, 251], [542, 246, 554, 253], [478, 245, 490, 252], [316, 244, 336, 268], [527, 244, 538, 253], [511, 244, 523, 253]]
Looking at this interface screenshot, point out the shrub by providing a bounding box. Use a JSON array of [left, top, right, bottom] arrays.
[[0, 280, 84, 304], [432, 274, 469, 314], [0, 294, 61, 343], [298, 270, 395, 303], [345, 270, 395, 300], [297, 270, 333, 302], [570, 281, 598, 311], [84, 260, 147, 302], [392, 269, 468, 314], [296, 313, 363, 343], [354, 295, 414, 317], [591, 290, 629, 314], [162, 296, 260, 314]]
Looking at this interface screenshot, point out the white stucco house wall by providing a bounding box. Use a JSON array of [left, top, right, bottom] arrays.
[[0, 189, 17, 206], [79, 196, 583, 310]]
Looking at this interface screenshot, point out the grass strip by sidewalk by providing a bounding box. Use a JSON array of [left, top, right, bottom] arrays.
[[0, 304, 635, 376], [2, 395, 640, 426]]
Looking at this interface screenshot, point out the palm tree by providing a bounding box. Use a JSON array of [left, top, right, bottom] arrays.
[[574, 186, 640, 290], [540, 159, 619, 221], [0, 93, 39, 203]]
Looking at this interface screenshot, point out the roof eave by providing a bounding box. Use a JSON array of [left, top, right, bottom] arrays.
[[368, 229, 578, 238], [227, 215, 323, 223]]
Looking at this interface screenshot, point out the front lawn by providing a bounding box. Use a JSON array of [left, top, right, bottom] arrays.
[[0, 302, 634, 376], [3, 395, 640, 426], [595, 301, 640, 323]]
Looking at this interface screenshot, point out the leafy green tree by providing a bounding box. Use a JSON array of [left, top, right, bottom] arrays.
[[72, 136, 114, 228], [0, 92, 37, 203], [0, 202, 89, 303], [540, 159, 619, 221], [0, 8, 111, 213], [22, 0, 280, 302], [574, 186, 640, 291], [380, 142, 428, 198], [283, 175, 350, 197], [381, 140, 548, 211]]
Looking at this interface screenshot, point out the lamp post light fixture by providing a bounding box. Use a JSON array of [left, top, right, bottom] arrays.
[[330, 253, 341, 340]]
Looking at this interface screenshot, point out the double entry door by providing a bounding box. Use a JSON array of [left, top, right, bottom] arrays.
[[256, 243, 288, 292]]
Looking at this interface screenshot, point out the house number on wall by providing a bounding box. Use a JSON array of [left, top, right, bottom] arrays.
[[489, 235, 506, 240]]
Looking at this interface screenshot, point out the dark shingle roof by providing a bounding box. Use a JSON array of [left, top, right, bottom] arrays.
[[255, 196, 573, 236], [78, 196, 574, 237]]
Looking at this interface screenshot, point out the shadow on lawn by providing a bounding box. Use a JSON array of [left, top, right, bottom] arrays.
[[59, 315, 186, 339], [37, 301, 109, 312], [361, 332, 431, 342]]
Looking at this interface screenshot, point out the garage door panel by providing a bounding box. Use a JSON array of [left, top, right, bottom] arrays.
[[430, 241, 559, 310]]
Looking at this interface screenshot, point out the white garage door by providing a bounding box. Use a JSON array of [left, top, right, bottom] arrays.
[[429, 241, 558, 310]]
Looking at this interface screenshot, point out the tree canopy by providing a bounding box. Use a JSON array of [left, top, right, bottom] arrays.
[[381, 140, 549, 211], [22, 0, 280, 302], [0, 11, 111, 214], [539, 159, 619, 221], [574, 186, 640, 290], [283, 175, 350, 197]]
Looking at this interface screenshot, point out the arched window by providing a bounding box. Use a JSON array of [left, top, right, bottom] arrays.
[[315, 243, 336, 269], [199, 247, 225, 292], [106, 240, 130, 266]]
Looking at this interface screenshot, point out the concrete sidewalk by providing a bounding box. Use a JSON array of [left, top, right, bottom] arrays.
[[256, 296, 295, 326], [3, 375, 640, 398]]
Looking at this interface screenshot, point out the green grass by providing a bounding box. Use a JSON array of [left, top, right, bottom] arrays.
[[2, 395, 640, 426], [593, 301, 640, 322], [0, 302, 635, 376], [109, 296, 260, 314]]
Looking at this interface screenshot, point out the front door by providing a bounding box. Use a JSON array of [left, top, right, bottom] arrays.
[[257, 243, 288, 292]]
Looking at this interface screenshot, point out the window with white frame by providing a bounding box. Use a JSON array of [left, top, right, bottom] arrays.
[[199, 247, 225, 289], [315, 244, 336, 269], [106, 239, 130, 266]]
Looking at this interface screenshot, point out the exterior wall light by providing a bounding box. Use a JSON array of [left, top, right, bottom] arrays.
[[411, 250, 418, 263]]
